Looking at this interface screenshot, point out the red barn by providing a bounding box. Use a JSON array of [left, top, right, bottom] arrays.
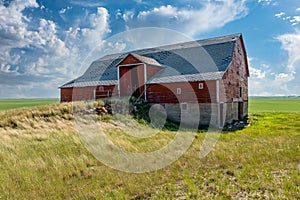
[[60, 33, 249, 127]]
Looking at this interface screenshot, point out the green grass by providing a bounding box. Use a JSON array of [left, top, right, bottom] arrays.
[[0, 102, 299, 199], [0, 99, 59, 111], [249, 97, 300, 113]]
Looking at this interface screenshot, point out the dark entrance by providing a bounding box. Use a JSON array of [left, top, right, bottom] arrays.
[[131, 67, 140, 98], [238, 102, 243, 119]]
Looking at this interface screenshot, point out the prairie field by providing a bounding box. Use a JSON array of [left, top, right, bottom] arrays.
[[0, 98, 299, 199], [0, 99, 59, 111], [249, 97, 300, 113]]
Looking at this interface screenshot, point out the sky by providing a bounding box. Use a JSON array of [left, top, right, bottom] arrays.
[[0, 0, 300, 98]]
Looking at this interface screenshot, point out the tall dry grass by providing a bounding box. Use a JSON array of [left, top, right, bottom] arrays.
[[0, 104, 299, 199]]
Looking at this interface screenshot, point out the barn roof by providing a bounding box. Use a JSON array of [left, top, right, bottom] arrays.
[[60, 33, 241, 88]]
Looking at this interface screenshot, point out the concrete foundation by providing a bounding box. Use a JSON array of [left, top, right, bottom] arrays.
[[161, 102, 248, 127]]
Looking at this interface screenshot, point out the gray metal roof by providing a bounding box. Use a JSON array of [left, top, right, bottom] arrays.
[[60, 33, 240, 88], [148, 72, 224, 84], [60, 80, 118, 88]]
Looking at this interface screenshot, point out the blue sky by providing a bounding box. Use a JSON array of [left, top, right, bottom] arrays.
[[0, 0, 300, 98]]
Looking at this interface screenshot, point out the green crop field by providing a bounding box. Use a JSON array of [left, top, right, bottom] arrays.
[[0, 99, 59, 111], [249, 97, 300, 113], [1, 97, 299, 113]]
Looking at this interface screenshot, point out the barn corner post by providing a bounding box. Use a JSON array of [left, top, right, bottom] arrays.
[[216, 80, 221, 129], [117, 65, 120, 97], [143, 63, 147, 101]]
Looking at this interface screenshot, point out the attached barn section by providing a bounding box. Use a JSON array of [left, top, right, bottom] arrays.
[[60, 33, 249, 127]]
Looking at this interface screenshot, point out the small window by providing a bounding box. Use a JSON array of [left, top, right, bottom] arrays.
[[98, 86, 104, 91], [198, 83, 203, 89], [176, 88, 181, 94], [181, 103, 188, 111], [239, 87, 242, 98]]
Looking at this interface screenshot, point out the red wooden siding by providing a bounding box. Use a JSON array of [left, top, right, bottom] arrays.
[[146, 81, 216, 103], [147, 65, 162, 79], [119, 54, 141, 65], [61, 85, 117, 102], [118, 54, 147, 97], [119, 65, 145, 96], [95, 85, 117, 100], [119, 67, 132, 96], [61, 86, 96, 102]]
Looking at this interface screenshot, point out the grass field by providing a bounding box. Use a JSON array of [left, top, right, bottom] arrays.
[[1, 97, 299, 113], [0, 99, 59, 111], [249, 97, 300, 113], [0, 101, 299, 199]]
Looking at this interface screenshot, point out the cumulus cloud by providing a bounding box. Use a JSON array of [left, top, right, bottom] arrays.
[[123, 0, 248, 37], [248, 56, 296, 96], [277, 31, 300, 73], [290, 16, 300, 26], [249, 67, 266, 79], [0, 0, 38, 51], [0, 0, 111, 98], [275, 12, 285, 18], [249, 31, 300, 96]]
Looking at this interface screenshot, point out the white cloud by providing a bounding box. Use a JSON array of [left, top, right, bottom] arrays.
[[275, 12, 285, 18], [250, 30, 300, 95], [123, 11, 135, 22], [249, 31, 300, 96], [0, 0, 39, 51], [125, 0, 248, 37], [249, 67, 266, 78], [290, 16, 300, 26], [248, 56, 296, 96], [81, 7, 110, 48], [277, 31, 300, 73], [69, 0, 104, 7], [0, 0, 111, 98], [274, 73, 295, 82], [59, 7, 72, 14], [258, 0, 276, 6], [297, 8, 300, 11]]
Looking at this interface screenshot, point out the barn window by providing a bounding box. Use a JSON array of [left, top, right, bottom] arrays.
[[176, 88, 181, 94], [181, 103, 188, 111], [239, 87, 242, 97], [198, 83, 203, 89]]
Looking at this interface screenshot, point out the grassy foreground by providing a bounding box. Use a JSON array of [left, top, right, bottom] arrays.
[[0, 103, 299, 199], [0, 99, 59, 112]]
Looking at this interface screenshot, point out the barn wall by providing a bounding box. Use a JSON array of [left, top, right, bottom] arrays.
[[61, 85, 117, 102], [95, 85, 117, 99], [60, 88, 73, 102], [146, 81, 216, 104], [119, 65, 145, 96], [147, 65, 162, 79], [60, 86, 96, 102], [219, 37, 249, 120], [119, 67, 132, 96], [119, 54, 141, 65], [136, 65, 145, 95]]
